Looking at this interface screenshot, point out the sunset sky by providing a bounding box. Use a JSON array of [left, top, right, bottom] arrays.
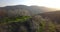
[[0, 0, 60, 9]]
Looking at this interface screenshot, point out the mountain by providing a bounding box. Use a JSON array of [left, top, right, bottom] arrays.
[[0, 5, 56, 17], [39, 10, 60, 24], [0, 5, 60, 32], [29, 6, 56, 14]]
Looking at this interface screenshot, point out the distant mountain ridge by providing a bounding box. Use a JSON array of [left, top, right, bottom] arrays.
[[0, 5, 56, 17]]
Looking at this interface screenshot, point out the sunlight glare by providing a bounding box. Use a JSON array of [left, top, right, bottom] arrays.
[[25, 0, 60, 9]]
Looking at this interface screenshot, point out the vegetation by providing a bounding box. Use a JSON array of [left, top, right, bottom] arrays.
[[0, 15, 57, 32], [39, 19, 56, 32], [38, 19, 46, 32], [0, 5, 60, 32], [0, 16, 31, 24]]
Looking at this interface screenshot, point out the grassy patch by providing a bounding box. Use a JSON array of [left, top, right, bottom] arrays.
[[0, 16, 31, 24]]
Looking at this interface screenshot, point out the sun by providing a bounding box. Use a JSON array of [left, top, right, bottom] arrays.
[[38, 0, 60, 9], [34, 0, 60, 9], [25, 0, 60, 9]]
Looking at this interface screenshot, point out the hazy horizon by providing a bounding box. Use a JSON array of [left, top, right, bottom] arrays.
[[0, 0, 60, 9]]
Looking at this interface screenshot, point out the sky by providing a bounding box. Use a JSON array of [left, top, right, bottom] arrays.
[[0, 0, 60, 9]]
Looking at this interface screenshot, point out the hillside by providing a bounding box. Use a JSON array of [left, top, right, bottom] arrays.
[[0, 15, 57, 32], [0, 5, 60, 32], [39, 10, 60, 32], [0, 5, 56, 17], [39, 10, 60, 24]]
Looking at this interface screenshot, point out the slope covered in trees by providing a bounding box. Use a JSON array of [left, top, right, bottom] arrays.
[[0, 5, 60, 32], [0, 15, 58, 32]]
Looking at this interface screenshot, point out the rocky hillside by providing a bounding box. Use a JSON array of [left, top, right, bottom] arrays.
[[0, 5, 59, 32], [39, 10, 60, 24], [0, 15, 57, 32], [0, 5, 56, 17], [39, 10, 60, 32]]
